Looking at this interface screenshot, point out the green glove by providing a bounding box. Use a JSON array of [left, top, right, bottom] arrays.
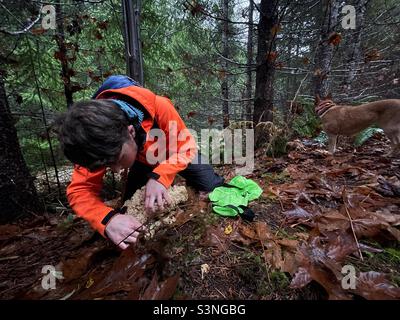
[[209, 176, 262, 217]]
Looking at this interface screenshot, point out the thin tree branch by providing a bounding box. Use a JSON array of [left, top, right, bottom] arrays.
[[0, 3, 42, 35]]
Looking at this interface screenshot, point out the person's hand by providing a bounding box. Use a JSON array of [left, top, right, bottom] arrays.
[[105, 214, 144, 250], [145, 178, 171, 213]]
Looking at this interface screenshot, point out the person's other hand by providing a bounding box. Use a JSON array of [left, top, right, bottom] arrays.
[[145, 178, 171, 213], [105, 214, 143, 250]]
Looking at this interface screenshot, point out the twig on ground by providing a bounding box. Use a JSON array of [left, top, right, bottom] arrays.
[[343, 202, 364, 261]]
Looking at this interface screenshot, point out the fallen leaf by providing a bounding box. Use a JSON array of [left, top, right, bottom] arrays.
[[291, 238, 352, 299], [254, 221, 274, 241], [239, 224, 259, 240], [352, 272, 400, 300], [85, 277, 94, 289], [201, 226, 229, 255], [201, 264, 210, 280], [277, 239, 299, 250], [290, 267, 312, 288], [61, 246, 105, 282], [141, 273, 179, 300], [281, 251, 297, 274], [224, 224, 233, 235], [264, 241, 284, 270], [325, 231, 358, 261], [283, 206, 314, 223]]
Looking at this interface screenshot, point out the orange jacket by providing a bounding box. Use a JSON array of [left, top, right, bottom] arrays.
[[66, 85, 197, 236]]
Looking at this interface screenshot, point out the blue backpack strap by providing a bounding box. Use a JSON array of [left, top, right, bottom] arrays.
[[92, 75, 141, 99], [92, 74, 159, 133]]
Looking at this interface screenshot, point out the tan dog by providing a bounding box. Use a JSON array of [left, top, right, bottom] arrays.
[[315, 95, 400, 155]]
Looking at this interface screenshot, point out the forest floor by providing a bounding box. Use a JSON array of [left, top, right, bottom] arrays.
[[1, 134, 400, 300]]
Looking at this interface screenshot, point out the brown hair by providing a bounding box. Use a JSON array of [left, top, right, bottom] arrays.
[[56, 99, 130, 170]]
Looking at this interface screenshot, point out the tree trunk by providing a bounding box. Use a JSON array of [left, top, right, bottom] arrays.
[[284, 31, 293, 120], [253, 0, 279, 124], [344, 0, 368, 93], [122, 0, 144, 85], [245, 0, 254, 121], [312, 0, 340, 98], [55, 3, 74, 108], [221, 0, 230, 128], [0, 75, 42, 223]]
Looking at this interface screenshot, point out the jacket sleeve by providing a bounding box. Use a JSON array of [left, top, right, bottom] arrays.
[[67, 165, 113, 237], [150, 96, 198, 188]]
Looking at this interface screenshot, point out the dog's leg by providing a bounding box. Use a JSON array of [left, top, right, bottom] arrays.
[[327, 134, 338, 154], [387, 143, 399, 157], [383, 129, 400, 157], [389, 131, 400, 156]]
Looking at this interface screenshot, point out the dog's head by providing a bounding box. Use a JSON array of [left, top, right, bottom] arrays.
[[314, 94, 335, 117]]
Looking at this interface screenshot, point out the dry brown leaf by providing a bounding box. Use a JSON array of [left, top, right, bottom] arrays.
[[201, 226, 229, 255], [230, 227, 257, 246], [141, 273, 179, 300], [141, 273, 159, 300], [290, 267, 312, 288], [264, 241, 284, 270], [291, 239, 352, 299], [316, 210, 349, 233], [277, 239, 299, 250], [60, 245, 106, 282], [352, 272, 400, 300], [281, 251, 297, 274], [254, 221, 274, 241], [75, 248, 154, 299], [239, 224, 259, 240], [283, 206, 313, 223], [325, 231, 358, 261]]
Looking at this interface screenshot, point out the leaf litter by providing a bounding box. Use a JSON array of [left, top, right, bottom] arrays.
[[1, 135, 400, 299]]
